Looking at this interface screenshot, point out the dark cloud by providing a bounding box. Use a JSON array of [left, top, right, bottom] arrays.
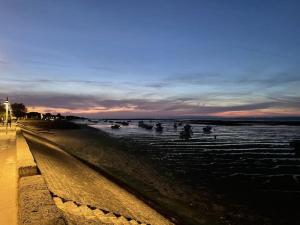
[[164, 71, 300, 88], [223, 43, 295, 60], [144, 82, 170, 88], [235, 72, 300, 87], [1, 78, 114, 86], [3, 92, 300, 117], [9, 59, 115, 72], [1, 69, 299, 117]]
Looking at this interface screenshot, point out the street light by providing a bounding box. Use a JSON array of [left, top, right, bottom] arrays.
[[3, 97, 9, 134]]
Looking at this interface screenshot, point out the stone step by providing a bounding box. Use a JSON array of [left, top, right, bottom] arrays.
[[129, 219, 139, 224], [78, 205, 97, 220], [93, 208, 105, 219], [53, 196, 144, 225], [64, 201, 81, 214], [53, 197, 64, 209], [115, 215, 131, 225]]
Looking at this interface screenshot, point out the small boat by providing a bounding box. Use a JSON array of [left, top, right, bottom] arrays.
[[203, 125, 212, 133], [88, 119, 98, 123], [116, 121, 129, 126], [138, 121, 153, 130], [155, 123, 163, 132], [290, 140, 300, 157], [111, 124, 121, 129], [173, 122, 178, 129], [179, 124, 193, 140]]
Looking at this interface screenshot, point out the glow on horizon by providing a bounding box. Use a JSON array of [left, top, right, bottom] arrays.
[[213, 109, 300, 118], [27, 105, 138, 115], [27, 105, 300, 118]]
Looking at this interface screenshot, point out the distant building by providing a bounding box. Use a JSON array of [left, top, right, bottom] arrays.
[[26, 112, 42, 119], [43, 113, 65, 121]]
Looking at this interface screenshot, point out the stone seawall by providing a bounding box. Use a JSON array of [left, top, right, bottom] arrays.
[[16, 127, 38, 177], [16, 127, 66, 225], [17, 125, 174, 225]]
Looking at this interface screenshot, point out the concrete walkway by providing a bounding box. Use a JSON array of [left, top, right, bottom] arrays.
[[0, 125, 17, 225]]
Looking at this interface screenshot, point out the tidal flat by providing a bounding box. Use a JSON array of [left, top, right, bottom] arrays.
[[20, 120, 300, 225]]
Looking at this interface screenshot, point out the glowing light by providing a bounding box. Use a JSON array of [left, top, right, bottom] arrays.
[[213, 108, 300, 117], [27, 105, 137, 115]]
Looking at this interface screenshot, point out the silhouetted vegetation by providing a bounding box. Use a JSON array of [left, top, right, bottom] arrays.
[[0, 104, 4, 118], [11, 103, 27, 119]]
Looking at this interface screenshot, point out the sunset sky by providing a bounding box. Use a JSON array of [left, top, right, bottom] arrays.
[[0, 0, 300, 118]]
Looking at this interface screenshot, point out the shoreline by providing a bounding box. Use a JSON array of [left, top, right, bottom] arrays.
[[20, 125, 174, 225], [19, 122, 201, 225], [20, 125, 178, 224], [85, 118, 300, 126], [18, 120, 279, 225]]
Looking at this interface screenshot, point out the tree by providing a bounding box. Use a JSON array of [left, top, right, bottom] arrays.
[[11, 103, 27, 119], [0, 104, 5, 119]]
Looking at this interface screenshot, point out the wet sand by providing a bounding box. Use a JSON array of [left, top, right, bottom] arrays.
[[22, 129, 173, 225], [19, 120, 276, 225]]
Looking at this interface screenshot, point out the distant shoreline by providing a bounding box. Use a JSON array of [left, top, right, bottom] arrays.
[[184, 119, 300, 126], [82, 117, 300, 126]]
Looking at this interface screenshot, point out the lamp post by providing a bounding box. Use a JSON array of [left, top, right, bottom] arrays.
[[4, 97, 9, 134]]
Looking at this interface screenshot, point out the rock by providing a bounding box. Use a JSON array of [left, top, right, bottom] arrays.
[[290, 140, 300, 157], [18, 175, 66, 225]]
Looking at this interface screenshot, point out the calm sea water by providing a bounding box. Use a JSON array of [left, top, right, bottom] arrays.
[[89, 120, 300, 192]]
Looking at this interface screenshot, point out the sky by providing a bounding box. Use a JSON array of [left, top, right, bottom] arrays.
[[0, 0, 300, 118]]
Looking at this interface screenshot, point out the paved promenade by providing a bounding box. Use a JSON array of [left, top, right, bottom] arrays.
[[0, 125, 17, 225]]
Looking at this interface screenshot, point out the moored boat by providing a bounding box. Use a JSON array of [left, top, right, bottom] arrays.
[[203, 125, 212, 133], [155, 123, 163, 132], [138, 121, 153, 130], [111, 124, 121, 129]]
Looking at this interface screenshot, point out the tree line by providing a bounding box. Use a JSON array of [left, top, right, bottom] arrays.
[[0, 103, 27, 119], [1, 102, 83, 121]]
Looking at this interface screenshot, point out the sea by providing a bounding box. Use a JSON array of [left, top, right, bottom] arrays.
[[77, 118, 300, 224], [86, 119, 300, 189]]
